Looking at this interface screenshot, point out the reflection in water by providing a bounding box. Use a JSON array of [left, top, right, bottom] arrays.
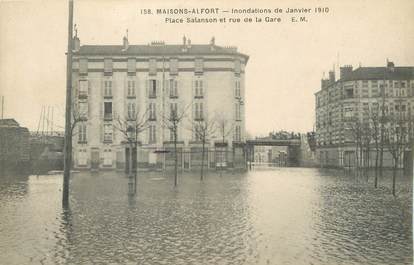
[[0, 169, 411, 265]]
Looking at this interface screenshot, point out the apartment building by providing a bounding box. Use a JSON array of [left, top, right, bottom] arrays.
[[71, 34, 248, 170], [315, 62, 414, 168]]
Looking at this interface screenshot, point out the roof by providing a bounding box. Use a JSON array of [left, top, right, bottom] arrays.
[[342, 66, 414, 81], [0, 119, 19, 127], [74, 44, 249, 62]]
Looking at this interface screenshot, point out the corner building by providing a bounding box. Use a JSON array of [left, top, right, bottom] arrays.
[[71, 35, 248, 171], [315, 62, 414, 168]]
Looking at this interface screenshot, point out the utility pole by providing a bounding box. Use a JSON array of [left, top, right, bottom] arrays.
[[62, 0, 74, 207], [0, 96, 2, 118]]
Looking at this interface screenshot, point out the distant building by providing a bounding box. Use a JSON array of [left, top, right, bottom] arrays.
[[315, 61, 414, 168], [71, 34, 248, 170], [0, 119, 30, 173]]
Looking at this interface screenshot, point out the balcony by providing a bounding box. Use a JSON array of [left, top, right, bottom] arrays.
[[104, 113, 113, 121], [78, 91, 88, 99]]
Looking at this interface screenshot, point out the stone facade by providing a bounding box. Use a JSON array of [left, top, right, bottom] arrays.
[[71, 35, 248, 170], [315, 62, 414, 168]]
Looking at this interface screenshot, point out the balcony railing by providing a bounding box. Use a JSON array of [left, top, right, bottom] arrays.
[[104, 113, 113, 121], [78, 91, 88, 99]]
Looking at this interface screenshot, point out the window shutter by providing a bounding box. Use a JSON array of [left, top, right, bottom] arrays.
[[192, 79, 195, 98], [156, 80, 160, 97], [145, 79, 149, 98], [100, 124, 103, 143], [166, 79, 170, 97]]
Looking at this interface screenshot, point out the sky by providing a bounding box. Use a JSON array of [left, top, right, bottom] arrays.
[[1, 0, 413, 136]]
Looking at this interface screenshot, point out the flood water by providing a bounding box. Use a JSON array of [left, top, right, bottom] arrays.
[[0, 168, 412, 265]]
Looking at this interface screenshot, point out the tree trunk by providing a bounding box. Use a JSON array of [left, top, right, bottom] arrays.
[[374, 147, 379, 188], [201, 141, 205, 181], [174, 129, 178, 187], [392, 158, 398, 197]]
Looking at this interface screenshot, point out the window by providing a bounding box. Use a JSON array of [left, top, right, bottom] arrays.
[[78, 102, 88, 119], [104, 80, 112, 97], [127, 102, 136, 120], [170, 58, 178, 75], [362, 80, 368, 88], [79, 58, 88, 75], [194, 80, 204, 98], [394, 81, 400, 88], [127, 80, 135, 97], [104, 124, 113, 142], [79, 80, 88, 98], [194, 102, 204, 120], [149, 58, 157, 75], [371, 80, 378, 88], [345, 89, 354, 98], [149, 125, 156, 143], [194, 124, 202, 141], [344, 107, 353, 118], [78, 123, 87, 143], [149, 103, 156, 120], [104, 58, 113, 74], [170, 102, 178, 120], [104, 102, 112, 120], [127, 58, 136, 73], [149, 80, 157, 98], [235, 80, 241, 98], [169, 79, 178, 98], [235, 103, 241, 121], [195, 58, 203, 73]]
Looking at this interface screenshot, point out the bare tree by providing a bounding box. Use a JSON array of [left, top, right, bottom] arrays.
[[113, 107, 150, 177], [361, 115, 372, 179], [215, 113, 234, 171], [347, 114, 363, 175], [370, 104, 381, 188], [190, 117, 217, 181], [162, 102, 191, 187], [387, 99, 409, 196], [216, 114, 234, 144]]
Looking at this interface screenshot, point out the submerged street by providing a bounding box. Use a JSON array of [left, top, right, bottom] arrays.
[[0, 168, 412, 265]]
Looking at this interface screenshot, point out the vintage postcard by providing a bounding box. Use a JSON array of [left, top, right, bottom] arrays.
[[0, 0, 413, 264]]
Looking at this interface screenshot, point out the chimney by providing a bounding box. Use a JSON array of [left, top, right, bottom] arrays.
[[73, 36, 80, 52], [72, 24, 80, 52], [387, 60, 395, 72], [329, 71, 335, 84], [340, 65, 353, 80], [187, 39, 192, 49], [321, 79, 329, 89], [122, 36, 129, 51], [210, 36, 215, 51], [183, 35, 187, 46], [210, 36, 215, 46], [122, 29, 129, 51]]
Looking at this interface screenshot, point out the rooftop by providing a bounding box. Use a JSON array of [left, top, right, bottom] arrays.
[[74, 43, 249, 61], [0, 119, 19, 127], [343, 66, 414, 81]]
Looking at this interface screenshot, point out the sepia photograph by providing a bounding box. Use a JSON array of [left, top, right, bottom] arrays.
[[0, 0, 413, 264]]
